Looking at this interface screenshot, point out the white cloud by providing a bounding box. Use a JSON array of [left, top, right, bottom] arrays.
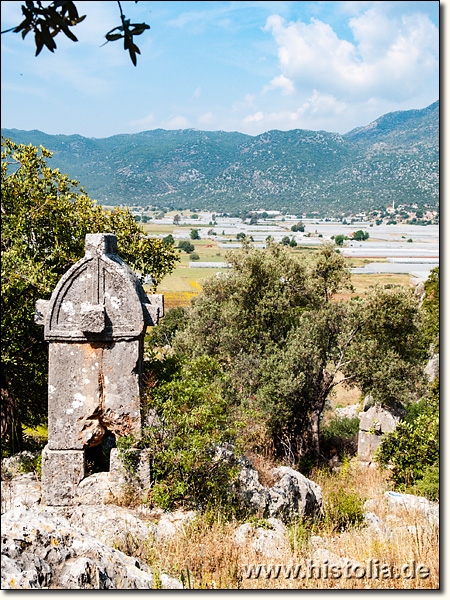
[[240, 91, 348, 134], [164, 115, 191, 129], [297, 91, 348, 118], [198, 112, 216, 126], [263, 8, 438, 102], [128, 113, 155, 131], [232, 93, 257, 112], [243, 111, 265, 124], [263, 74, 295, 95], [192, 86, 202, 99]]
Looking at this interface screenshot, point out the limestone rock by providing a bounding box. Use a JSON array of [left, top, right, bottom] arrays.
[[357, 403, 406, 464], [335, 404, 360, 419], [311, 548, 350, 569], [384, 491, 439, 525], [363, 511, 391, 536], [155, 509, 197, 541], [238, 460, 322, 521], [234, 518, 290, 559], [60, 504, 158, 549], [424, 353, 439, 382], [0, 507, 181, 589], [362, 394, 375, 412], [0, 472, 41, 512]]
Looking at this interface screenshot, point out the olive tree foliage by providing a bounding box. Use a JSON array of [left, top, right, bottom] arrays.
[[1, 1, 150, 66], [421, 266, 439, 351], [1, 138, 178, 451], [174, 241, 427, 463]]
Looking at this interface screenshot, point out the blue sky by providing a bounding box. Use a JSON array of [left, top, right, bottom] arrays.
[[1, 1, 440, 138]]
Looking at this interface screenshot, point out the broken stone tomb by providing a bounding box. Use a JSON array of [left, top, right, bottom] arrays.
[[35, 233, 163, 505]]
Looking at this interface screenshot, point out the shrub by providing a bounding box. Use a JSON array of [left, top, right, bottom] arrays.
[[320, 416, 360, 460], [324, 488, 365, 531], [321, 416, 360, 439], [178, 240, 195, 253], [146, 307, 187, 347], [190, 253, 200, 261], [119, 356, 240, 513], [163, 234, 174, 246], [351, 230, 369, 241], [376, 378, 439, 497], [412, 460, 439, 500]]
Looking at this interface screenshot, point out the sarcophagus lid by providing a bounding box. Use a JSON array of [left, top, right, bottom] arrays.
[[35, 234, 163, 341]]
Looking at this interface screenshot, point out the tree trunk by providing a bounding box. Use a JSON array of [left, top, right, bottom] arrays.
[[1, 373, 23, 454], [300, 369, 334, 463], [308, 407, 322, 462]]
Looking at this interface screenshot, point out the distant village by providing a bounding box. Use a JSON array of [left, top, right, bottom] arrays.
[[130, 202, 438, 227]]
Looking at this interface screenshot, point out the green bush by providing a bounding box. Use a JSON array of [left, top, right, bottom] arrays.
[[376, 378, 439, 498], [190, 253, 200, 261], [319, 416, 360, 460], [118, 356, 240, 513], [321, 416, 360, 439], [325, 488, 365, 531], [146, 307, 187, 347], [178, 240, 195, 253], [412, 461, 439, 500]]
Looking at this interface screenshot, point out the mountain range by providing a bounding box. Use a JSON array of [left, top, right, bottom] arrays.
[[1, 101, 439, 216]]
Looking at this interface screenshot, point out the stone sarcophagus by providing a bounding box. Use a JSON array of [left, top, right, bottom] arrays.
[[35, 233, 163, 505]]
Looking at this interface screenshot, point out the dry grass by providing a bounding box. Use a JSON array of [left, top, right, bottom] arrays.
[[114, 463, 438, 590]]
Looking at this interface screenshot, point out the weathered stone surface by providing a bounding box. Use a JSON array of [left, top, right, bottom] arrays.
[[1, 507, 182, 589], [62, 504, 158, 548], [424, 353, 439, 382], [36, 234, 164, 506], [109, 447, 151, 489], [71, 472, 118, 505], [238, 458, 322, 521], [362, 393, 375, 412], [311, 548, 351, 570], [335, 404, 360, 419], [40, 233, 158, 342], [363, 511, 391, 536], [41, 447, 85, 506], [47, 340, 142, 451], [357, 403, 406, 464], [0, 472, 41, 512], [155, 509, 197, 541], [234, 517, 289, 559], [384, 491, 439, 525]]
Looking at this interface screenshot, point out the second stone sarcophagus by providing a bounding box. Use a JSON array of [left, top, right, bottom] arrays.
[[35, 233, 163, 505]]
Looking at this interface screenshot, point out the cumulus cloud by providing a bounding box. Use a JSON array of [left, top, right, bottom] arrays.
[[243, 111, 265, 124], [263, 7, 438, 102], [198, 112, 216, 126], [263, 74, 295, 95], [128, 113, 155, 131], [241, 91, 348, 134], [164, 115, 191, 129]]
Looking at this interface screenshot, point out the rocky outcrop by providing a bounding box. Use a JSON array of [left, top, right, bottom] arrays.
[[424, 353, 439, 382], [1, 507, 182, 589], [238, 460, 322, 521], [234, 517, 290, 559], [384, 491, 439, 525], [357, 403, 406, 466], [335, 404, 360, 419]]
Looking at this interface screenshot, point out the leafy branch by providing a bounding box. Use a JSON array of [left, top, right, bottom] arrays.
[[1, 1, 150, 65], [103, 1, 150, 66]]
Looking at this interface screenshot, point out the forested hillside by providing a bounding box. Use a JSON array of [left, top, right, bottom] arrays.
[[2, 101, 438, 215]]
